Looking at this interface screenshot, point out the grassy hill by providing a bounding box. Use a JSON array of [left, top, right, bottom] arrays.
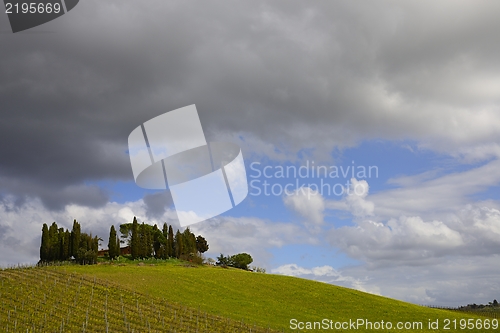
[[1, 261, 496, 332], [0, 264, 279, 332]]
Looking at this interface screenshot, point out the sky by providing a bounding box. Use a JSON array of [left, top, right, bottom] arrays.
[[1, 0, 500, 307]]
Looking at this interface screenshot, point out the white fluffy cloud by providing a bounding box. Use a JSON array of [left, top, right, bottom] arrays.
[[0, 195, 314, 270], [283, 187, 325, 229], [327, 178, 375, 218], [315, 159, 500, 267], [271, 263, 378, 294], [0, 195, 161, 266], [329, 216, 464, 266], [278, 164, 500, 305], [190, 215, 315, 268], [324, 172, 500, 266]]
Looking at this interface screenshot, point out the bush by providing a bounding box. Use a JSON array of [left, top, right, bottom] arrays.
[[217, 253, 253, 270], [230, 253, 253, 270]]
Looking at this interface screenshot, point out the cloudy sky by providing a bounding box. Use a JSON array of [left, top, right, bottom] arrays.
[[1, 0, 500, 307]]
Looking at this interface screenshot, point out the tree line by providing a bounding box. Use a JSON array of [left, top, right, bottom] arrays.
[[458, 299, 499, 310], [110, 217, 209, 262], [39, 220, 100, 265], [40, 217, 210, 265]]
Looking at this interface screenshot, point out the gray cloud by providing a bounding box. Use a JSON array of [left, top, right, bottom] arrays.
[[0, 177, 109, 210], [143, 191, 174, 219], [190, 214, 315, 268], [1, 0, 500, 305], [0, 223, 11, 240], [2, 0, 500, 210]]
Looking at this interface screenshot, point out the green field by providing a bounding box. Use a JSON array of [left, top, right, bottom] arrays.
[[1, 261, 496, 332]]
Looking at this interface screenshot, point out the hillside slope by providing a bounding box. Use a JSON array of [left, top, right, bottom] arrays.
[[0, 266, 279, 332], [59, 262, 492, 332]]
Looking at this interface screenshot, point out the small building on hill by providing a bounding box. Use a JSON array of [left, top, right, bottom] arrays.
[[97, 246, 131, 257], [120, 246, 131, 255]]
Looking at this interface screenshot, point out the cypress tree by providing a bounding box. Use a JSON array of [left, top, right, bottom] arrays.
[[182, 227, 196, 255], [139, 223, 148, 258], [146, 225, 153, 258], [162, 223, 169, 259], [40, 223, 49, 261], [92, 235, 99, 264], [116, 232, 121, 258], [62, 229, 70, 260], [162, 223, 168, 240], [48, 222, 59, 261], [58, 227, 65, 260], [190, 230, 196, 254], [152, 224, 160, 258], [168, 225, 174, 258], [131, 217, 139, 259], [71, 220, 81, 259], [108, 225, 118, 259], [175, 230, 183, 258], [80, 233, 89, 251]]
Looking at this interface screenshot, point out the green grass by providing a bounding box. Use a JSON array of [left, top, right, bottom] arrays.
[[53, 260, 495, 332], [0, 265, 279, 332]]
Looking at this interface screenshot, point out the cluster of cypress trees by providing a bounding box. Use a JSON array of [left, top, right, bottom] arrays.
[[117, 216, 209, 260], [39, 220, 99, 265], [39, 216, 210, 265]]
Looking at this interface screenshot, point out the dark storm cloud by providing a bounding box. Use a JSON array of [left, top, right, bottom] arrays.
[[0, 223, 11, 240], [1, 0, 500, 209], [143, 191, 174, 219]]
